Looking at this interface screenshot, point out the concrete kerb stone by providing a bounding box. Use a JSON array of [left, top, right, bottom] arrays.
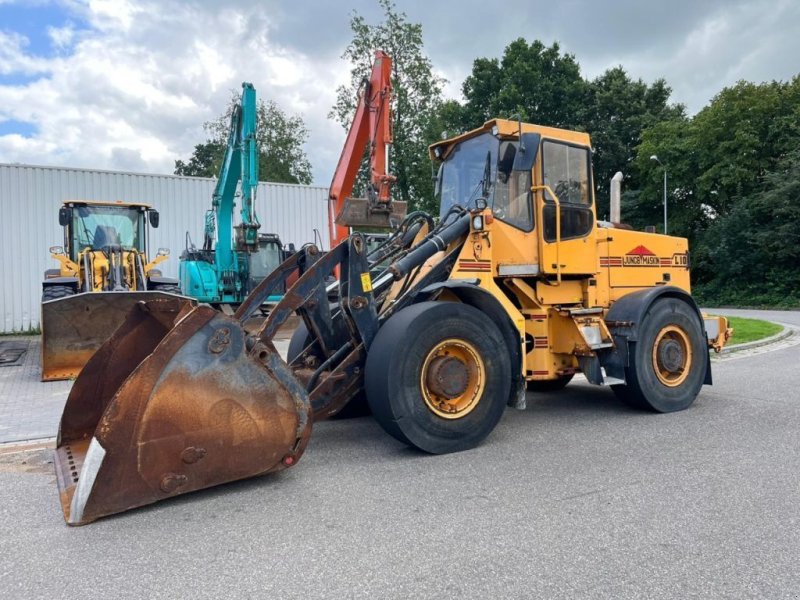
[[719, 324, 794, 355]]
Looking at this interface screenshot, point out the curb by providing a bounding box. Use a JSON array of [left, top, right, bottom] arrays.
[[0, 437, 55, 454], [719, 324, 794, 355]]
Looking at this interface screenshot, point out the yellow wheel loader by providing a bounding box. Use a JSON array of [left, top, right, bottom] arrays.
[[41, 200, 188, 381], [53, 119, 731, 525]]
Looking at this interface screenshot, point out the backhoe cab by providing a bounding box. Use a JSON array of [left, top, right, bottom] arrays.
[[41, 200, 185, 381], [52, 70, 729, 525]]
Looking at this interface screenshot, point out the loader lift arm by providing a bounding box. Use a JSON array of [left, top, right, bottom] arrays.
[[328, 50, 406, 247]]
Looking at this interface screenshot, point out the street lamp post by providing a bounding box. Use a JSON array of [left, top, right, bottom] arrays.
[[650, 155, 667, 234]]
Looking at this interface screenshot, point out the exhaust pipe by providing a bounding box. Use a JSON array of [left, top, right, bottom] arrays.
[[610, 171, 623, 224]]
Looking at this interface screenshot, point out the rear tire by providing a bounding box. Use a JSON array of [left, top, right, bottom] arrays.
[[42, 285, 75, 302], [612, 297, 707, 412], [365, 301, 511, 454], [527, 374, 574, 392]]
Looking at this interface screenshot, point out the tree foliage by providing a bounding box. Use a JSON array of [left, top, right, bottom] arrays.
[[175, 94, 312, 185], [330, 0, 444, 213], [460, 39, 586, 130], [693, 151, 800, 307]]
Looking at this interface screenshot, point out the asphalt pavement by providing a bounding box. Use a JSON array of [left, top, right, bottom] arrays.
[[0, 309, 798, 599]]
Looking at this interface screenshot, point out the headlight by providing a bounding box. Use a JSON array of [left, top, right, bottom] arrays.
[[49, 246, 64, 255], [472, 215, 484, 231]]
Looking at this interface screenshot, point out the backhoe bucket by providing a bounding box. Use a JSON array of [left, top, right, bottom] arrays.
[[335, 197, 408, 229], [41, 290, 190, 381], [53, 298, 312, 525]]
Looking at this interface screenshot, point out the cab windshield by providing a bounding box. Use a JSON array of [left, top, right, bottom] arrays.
[[71, 205, 143, 253], [437, 133, 498, 218], [436, 133, 533, 230]]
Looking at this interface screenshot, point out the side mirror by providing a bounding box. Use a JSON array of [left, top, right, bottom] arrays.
[[149, 210, 160, 228], [58, 207, 71, 227], [434, 163, 443, 197], [157, 247, 170, 257], [512, 133, 541, 172]]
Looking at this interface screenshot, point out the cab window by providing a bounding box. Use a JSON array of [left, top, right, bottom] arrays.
[[492, 141, 533, 231], [542, 141, 593, 241]]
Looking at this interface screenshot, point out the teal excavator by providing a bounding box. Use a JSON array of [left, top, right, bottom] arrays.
[[179, 83, 286, 305]]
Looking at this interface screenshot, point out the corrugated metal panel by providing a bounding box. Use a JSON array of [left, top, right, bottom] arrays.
[[0, 163, 330, 333]]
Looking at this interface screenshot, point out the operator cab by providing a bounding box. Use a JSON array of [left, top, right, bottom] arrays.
[[58, 201, 159, 261], [432, 119, 597, 276]]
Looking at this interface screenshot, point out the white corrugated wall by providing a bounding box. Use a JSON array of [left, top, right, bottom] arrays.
[[0, 163, 330, 333]]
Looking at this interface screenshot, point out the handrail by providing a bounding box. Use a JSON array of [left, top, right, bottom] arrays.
[[531, 184, 562, 284]]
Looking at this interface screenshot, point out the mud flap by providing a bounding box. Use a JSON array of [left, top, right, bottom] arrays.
[[54, 300, 312, 525], [41, 290, 192, 381]]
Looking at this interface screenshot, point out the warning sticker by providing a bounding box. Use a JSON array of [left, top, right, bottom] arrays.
[[360, 272, 373, 292]]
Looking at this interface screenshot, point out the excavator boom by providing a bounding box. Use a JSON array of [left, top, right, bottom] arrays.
[[329, 51, 407, 246]]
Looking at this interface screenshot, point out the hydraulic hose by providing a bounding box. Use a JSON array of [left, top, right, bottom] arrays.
[[388, 212, 470, 280]]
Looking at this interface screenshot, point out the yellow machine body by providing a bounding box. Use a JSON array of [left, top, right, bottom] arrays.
[[41, 200, 184, 381], [52, 119, 730, 525], [429, 119, 729, 384]]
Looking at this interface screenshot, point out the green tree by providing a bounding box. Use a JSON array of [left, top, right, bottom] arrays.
[[449, 42, 683, 218], [460, 39, 586, 130], [584, 67, 684, 217], [694, 151, 800, 307], [174, 140, 225, 177], [175, 94, 312, 184], [330, 0, 444, 214]]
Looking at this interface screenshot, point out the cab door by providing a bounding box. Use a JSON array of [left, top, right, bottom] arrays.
[[535, 139, 597, 276]]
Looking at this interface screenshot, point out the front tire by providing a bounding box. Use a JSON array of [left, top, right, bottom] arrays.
[[150, 283, 181, 295], [365, 301, 511, 454], [612, 297, 707, 412], [42, 285, 75, 302]]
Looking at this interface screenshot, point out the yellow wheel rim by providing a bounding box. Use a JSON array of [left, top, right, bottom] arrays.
[[420, 338, 485, 419], [652, 325, 693, 387]]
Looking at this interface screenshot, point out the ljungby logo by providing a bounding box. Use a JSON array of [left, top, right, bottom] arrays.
[[623, 245, 660, 266]]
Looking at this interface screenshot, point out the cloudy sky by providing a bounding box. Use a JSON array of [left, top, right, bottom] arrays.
[[1, 0, 799, 185]]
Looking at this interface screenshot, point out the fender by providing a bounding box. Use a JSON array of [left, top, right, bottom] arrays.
[[603, 286, 712, 385], [419, 279, 526, 408]]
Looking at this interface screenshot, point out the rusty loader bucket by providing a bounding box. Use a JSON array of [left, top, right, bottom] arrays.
[[52, 247, 330, 526], [53, 231, 430, 525], [41, 290, 191, 381]]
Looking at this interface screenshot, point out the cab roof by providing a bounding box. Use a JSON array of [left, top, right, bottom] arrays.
[[62, 199, 152, 209], [429, 118, 592, 160]]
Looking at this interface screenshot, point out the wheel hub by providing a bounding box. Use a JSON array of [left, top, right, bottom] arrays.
[[657, 339, 684, 374], [425, 356, 469, 399], [420, 339, 485, 420], [651, 325, 693, 387]]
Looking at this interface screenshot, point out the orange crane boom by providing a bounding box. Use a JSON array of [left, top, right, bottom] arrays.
[[328, 50, 406, 247]]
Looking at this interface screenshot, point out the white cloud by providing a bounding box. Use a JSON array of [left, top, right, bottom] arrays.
[[2, 0, 799, 184], [0, 0, 349, 182]]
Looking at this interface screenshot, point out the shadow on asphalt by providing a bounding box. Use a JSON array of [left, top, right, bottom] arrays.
[[72, 383, 651, 528]]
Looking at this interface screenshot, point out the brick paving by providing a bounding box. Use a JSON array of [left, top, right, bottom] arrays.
[[0, 337, 71, 444], [0, 335, 291, 445]]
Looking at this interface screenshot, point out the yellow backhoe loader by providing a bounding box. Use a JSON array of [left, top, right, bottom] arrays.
[[53, 118, 730, 525], [41, 200, 188, 381]]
